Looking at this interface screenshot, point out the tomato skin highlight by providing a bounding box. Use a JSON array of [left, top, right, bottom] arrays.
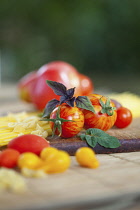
[[0, 149, 20, 168], [79, 73, 94, 95], [50, 105, 84, 138], [115, 107, 132, 128], [8, 134, 50, 155], [82, 94, 117, 131]]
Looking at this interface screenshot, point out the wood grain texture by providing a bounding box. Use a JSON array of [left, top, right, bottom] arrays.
[[49, 118, 140, 155]]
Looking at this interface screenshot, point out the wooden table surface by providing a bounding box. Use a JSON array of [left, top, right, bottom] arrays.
[[0, 83, 140, 210]]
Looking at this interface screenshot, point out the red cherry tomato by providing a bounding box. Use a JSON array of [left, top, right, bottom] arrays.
[[79, 73, 94, 95], [115, 107, 132, 128], [30, 61, 83, 110], [82, 94, 117, 131], [50, 105, 84, 138], [18, 71, 37, 103], [8, 134, 50, 155], [0, 148, 20, 168]]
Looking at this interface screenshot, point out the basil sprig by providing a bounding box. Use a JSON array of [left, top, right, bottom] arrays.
[[79, 128, 121, 148], [42, 80, 95, 118]]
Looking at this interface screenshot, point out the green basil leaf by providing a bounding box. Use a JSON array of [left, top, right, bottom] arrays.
[[86, 136, 98, 148], [75, 96, 95, 113], [85, 134, 91, 142], [79, 133, 86, 141], [98, 136, 121, 148], [86, 128, 104, 136], [79, 128, 121, 149]]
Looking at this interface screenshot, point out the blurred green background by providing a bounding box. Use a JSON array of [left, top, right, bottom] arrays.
[[0, 0, 140, 93]]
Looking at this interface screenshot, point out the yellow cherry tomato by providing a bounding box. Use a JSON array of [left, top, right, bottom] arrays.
[[40, 147, 58, 162], [39, 150, 71, 174], [91, 160, 100, 169], [18, 152, 43, 170], [75, 147, 99, 169]]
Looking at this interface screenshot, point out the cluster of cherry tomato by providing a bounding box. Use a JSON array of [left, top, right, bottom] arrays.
[[18, 60, 132, 138], [0, 134, 99, 174], [18, 61, 93, 110], [49, 93, 132, 138]]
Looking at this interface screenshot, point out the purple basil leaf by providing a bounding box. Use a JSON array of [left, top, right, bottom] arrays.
[[66, 97, 75, 107], [75, 96, 95, 113], [66, 87, 75, 98], [42, 99, 60, 118], [46, 80, 67, 96], [59, 95, 68, 104]]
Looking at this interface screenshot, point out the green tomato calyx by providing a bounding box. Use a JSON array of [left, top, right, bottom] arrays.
[[99, 97, 116, 116]]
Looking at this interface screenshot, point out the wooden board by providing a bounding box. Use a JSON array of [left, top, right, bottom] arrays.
[[49, 118, 140, 155]]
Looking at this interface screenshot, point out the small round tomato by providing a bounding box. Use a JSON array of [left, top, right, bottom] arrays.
[[75, 147, 99, 169], [49, 105, 84, 138], [18, 152, 43, 169], [79, 74, 94, 95], [0, 148, 20, 168], [40, 147, 58, 162], [38, 150, 71, 174], [82, 94, 117, 131], [8, 134, 50, 155], [115, 107, 132, 128]]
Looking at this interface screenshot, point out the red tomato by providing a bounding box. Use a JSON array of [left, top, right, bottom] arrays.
[[115, 107, 132, 128], [8, 134, 50, 155], [79, 73, 94, 95], [0, 148, 20, 168], [18, 71, 37, 103], [50, 105, 84, 138], [31, 61, 82, 110], [82, 94, 117, 131]]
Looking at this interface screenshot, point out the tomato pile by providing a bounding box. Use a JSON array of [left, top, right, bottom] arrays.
[[18, 60, 132, 131], [18, 61, 93, 110], [0, 61, 133, 180], [0, 135, 100, 175], [41, 80, 132, 138], [49, 94, 117, 137]]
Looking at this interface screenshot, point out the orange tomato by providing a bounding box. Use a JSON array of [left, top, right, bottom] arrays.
[[50, 105, 84, 138], [79, 73, 94, 95], [82, 94, 117, 131]]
